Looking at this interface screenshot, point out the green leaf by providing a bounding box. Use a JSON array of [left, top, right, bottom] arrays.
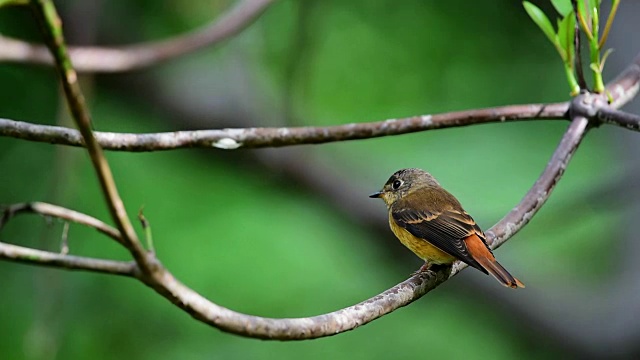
[[581, 0, 594, 10], [591, 4, 599, 34], [551, 0, 573, 16], [523, 1, 558, 46], [0, 0, 28, 7], [557, 12, 576, 63]]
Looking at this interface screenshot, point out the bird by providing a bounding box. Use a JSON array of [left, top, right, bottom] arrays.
[[370, 168, 524, 288]]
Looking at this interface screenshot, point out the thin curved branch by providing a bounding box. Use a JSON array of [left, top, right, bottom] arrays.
[[0, 202, 123, 245], [144, 265, 451, 340], [30, 1, 149, 267], [0, 242, 137, 277], [483, 116, 589, 250], [0, 0, 274, 73], [0, 102, 570, 151], [0, 201, 135, 276]]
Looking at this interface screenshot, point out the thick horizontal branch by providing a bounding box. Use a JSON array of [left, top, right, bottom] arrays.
[[0, 242, 137, 277], [0, 103, 569, 151], [1, 54, 638, 152], [0, 0, 274, 73]]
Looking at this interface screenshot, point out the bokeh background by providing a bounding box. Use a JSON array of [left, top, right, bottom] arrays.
[[1, 1, 640, 359]]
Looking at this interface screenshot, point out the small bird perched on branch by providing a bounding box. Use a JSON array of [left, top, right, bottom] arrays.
[[370, 168, 524, 288]]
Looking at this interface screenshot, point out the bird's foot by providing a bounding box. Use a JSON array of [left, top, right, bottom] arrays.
[[411, 262, 446, 276], [410, 262, 432, 276]]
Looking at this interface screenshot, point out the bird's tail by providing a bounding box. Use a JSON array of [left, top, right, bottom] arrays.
[[475, 256, 525, 289], [464, 234, 525, 288]]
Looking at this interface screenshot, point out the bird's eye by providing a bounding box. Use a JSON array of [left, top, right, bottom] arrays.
[[391, 179, 403, 190]]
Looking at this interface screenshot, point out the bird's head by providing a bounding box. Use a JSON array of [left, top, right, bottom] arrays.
[[369, 168, 440, 206]]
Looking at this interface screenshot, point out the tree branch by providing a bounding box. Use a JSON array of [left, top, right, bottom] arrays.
[[483, 115, 589, 249], [144, 265, 452, 340], [0, 103, 569, 151], [29, 0, 149, 268], [1, 52, 638, 152], [0, 202, 123, 245], [0, 0, 274, 73], [606, 52, 640, 108], [0, 242, 137, 277], [597, 107, 640, 130]]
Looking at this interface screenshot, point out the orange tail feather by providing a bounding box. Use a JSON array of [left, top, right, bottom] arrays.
[[476, 256, 525, 289], [465, 234, 525, 289]]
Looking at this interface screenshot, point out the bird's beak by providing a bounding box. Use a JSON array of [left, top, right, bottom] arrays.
[[369, 191, 383, 198]]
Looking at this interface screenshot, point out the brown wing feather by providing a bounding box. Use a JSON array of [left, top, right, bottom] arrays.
[[392, 204, 489, 274]]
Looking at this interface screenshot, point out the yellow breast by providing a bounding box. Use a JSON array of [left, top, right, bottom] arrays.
[[388, 213, 455, 264]]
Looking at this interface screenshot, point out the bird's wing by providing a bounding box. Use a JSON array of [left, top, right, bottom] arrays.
[[392, 207, 489, 273]]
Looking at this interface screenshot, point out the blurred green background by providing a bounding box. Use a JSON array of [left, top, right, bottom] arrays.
[[1, 0, 640, 359]]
